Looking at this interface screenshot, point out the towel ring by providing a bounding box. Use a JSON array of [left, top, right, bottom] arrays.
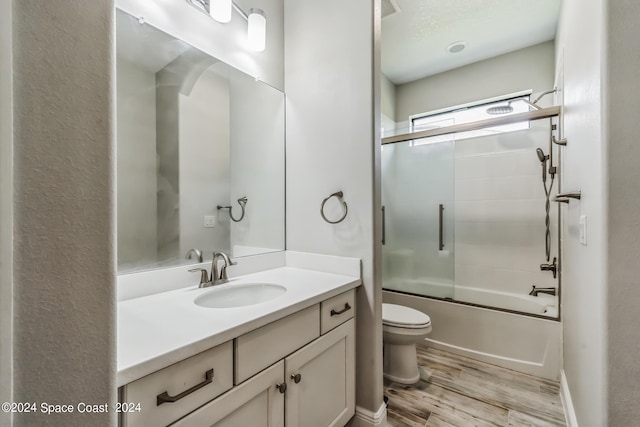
[[321, 191, 348, 224]]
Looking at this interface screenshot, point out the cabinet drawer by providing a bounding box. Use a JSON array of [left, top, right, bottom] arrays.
[[320, 290, 355, 334], [235, 305, 320, 384], [122, 341, 233, 427]]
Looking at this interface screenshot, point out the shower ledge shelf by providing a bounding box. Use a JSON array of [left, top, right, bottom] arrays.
[[382, 106, 561, 145]]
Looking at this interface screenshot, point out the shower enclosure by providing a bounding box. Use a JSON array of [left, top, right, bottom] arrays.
[[382, 106, 562, 319]]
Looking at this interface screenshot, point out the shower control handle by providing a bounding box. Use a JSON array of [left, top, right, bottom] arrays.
[[540, 257, 558, 279], [554, 191, 581, 203]]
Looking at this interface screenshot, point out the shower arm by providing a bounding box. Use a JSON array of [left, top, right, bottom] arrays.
[[533, 89, 558, 105], [513, 88, 557, 112]]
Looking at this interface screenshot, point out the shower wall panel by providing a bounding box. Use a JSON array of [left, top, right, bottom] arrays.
[[453, 120, 559, 302]]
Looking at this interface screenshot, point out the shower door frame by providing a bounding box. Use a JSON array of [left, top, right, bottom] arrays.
[[381, 106, 563, 322]]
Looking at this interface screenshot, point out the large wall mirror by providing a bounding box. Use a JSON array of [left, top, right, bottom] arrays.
[[116, 9, 285, 274]]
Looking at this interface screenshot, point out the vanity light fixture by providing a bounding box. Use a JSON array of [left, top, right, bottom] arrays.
[[186, 0, 267, 52], [247, 8, 266, 52], [209, 0, 232, 23]]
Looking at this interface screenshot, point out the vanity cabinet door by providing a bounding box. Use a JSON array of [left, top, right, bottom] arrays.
[[285, 319, 355, 427], [171, 361, 284, 427]]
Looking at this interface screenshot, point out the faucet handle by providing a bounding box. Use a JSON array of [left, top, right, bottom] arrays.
[[188, 268, 210, 287]]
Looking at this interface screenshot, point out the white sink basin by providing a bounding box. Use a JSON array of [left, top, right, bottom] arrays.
[[194, 283, 287, 308]]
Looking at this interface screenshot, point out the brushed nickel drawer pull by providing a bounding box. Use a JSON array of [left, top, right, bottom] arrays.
[[330, 303, 351, 316], [275, 382, 287, 393], [156, 369, 214, 406], [291, 373, 302, 384]]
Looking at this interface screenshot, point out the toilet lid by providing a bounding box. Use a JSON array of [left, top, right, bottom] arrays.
[[382, 303, 431, 328]]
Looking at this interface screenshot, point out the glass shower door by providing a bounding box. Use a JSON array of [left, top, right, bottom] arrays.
[[381, 139, 455, 299]]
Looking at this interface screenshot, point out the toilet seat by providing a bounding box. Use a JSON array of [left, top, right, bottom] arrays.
[[382, 303, 431, 329]]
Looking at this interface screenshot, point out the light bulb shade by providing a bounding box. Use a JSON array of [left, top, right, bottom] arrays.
[[247, 8, 266, 52], [209, 0, 232, 23]]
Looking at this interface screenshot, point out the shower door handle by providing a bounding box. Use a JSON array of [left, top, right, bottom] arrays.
[[381, 206, 386, 245], [439, 204, 444, 250]]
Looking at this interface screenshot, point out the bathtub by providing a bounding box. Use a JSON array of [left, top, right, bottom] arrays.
[[383, 279, 562, 380], [383, 277, 558, 317]]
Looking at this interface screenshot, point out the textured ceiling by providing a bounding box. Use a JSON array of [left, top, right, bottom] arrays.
[[382, 0, 562, 84]]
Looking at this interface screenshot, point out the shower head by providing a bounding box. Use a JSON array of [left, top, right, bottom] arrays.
[[485, 97, 539, 115], [537, 148, 548, 183], [486, 104, 514, 115], [486, 89, 557, 115]]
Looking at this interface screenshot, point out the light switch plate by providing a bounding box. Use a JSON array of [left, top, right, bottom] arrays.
[[579, 215, 587, 245], [204, 215, 216, 228]]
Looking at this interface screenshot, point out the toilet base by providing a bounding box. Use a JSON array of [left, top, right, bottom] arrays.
[[383, 342, 420, 385]]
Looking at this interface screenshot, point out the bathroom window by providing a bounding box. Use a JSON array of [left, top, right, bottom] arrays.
[[410, 91, 532, 145]]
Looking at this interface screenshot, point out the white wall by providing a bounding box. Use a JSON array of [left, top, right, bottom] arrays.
[[116, 0, 284, 91], [381, 74, 396, 133], [0, 0, 13, 425], [179, 67, 231, 255], [12, 1, 116, 425], [554, 0, 607, 425], [395, 42, 555, 124], [284, 0, 385, 422], [604, 0, 640, 424], [116, 58, 158, 267]]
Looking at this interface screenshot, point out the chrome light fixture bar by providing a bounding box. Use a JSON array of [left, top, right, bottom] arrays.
[[186, 0, 267, 52]]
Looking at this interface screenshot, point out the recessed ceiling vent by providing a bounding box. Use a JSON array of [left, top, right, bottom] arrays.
[[382, 0, 401, 19]]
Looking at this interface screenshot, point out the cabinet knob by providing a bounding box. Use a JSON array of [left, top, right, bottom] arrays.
[[275, 382, 287, 393], [291, 373, 302, 384]]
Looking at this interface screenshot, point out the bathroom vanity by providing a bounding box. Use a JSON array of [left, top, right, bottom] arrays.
[[115, 7, 359, 425], [118, 256, 360, 427]]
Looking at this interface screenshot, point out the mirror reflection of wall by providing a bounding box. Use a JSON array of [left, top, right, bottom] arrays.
[[116, 10, 285, 274]]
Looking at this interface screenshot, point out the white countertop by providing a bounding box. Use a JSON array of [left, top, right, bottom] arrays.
[[117, 266, 360, 386]]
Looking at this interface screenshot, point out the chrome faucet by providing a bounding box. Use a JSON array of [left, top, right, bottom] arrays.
[[210, 251, 237, 285], [540, 257, 557, 278], [185, 248, 203, 263], [529, 286, 557, 297]]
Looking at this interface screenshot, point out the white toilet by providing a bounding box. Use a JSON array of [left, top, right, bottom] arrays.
[[382, 303, 432, 384]]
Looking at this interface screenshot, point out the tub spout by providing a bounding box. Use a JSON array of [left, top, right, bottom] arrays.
[[529, 286, 556, 297]]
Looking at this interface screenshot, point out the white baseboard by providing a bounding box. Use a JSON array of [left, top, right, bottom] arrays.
[[352, 402, 387, 427], [560, 370, 579, 427]]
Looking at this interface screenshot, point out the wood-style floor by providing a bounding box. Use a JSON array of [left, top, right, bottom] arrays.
[[385, 346, 566, 427]]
